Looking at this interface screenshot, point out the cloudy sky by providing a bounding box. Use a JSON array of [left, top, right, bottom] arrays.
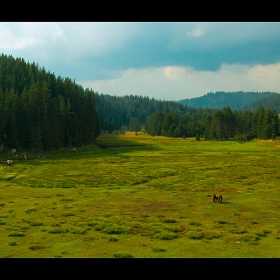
[[1, 22, 280, 101]]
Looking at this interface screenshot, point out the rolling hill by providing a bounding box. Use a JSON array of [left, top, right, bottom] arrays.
[[178, 91, 280, 110]]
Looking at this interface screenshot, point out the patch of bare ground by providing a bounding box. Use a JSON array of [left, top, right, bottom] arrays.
[[143, 201, 176, 211]]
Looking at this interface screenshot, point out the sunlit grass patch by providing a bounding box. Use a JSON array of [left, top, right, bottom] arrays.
[[2, 173, 17, 180]]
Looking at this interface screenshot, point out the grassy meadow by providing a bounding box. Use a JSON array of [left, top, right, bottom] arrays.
[[1, 132, 280, 258]]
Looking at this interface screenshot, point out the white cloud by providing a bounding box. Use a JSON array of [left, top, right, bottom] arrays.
[[186, 28, 205, 38], [78, 63, 280, 101], [0, 22, 67, 50]]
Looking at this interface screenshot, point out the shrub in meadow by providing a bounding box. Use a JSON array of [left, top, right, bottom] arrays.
[[113, 252, 133, 258], [186, 231, 204, 240], [155, 231, 176, 240]]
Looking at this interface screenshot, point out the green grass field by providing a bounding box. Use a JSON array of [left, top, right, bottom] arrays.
[[1, 132, 280, 258]]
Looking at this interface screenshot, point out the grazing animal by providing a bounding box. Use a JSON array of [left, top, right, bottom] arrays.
[[3, 159, 14, 166], [19, 155, 29, 161], [212, 194, 222, 203]]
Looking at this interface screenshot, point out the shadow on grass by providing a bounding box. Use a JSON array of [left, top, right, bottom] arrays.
[[18, 138, 160, 164]]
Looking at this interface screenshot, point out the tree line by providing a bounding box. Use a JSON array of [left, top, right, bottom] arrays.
[[1, 53, 279, 153], [145, 106, 279, 140], [0, 54, 100, 152]]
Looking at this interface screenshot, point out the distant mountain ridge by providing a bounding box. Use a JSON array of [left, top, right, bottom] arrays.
[[179, 91, 280, 110]]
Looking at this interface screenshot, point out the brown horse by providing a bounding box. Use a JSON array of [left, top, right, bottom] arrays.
[[212, 194, 222, 203]]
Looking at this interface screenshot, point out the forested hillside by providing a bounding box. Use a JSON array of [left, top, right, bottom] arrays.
[[1, 53, 279, 153], [0, 54, 100, 152], [179, 91, 279, 110], [244, 94, 280, 112], [94, 93, 211, 132]]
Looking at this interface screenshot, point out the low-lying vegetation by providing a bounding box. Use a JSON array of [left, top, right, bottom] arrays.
[[1, 132, 280, 257]]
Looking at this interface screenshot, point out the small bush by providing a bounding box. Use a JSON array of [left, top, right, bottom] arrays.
[[163, 218, 177, 223], [152, 248, 166, 252], [164, 226, 183, 233], [60, 198, 73, 202], [189, 221, 202, 226], [48, 228, 69, 234], [102, 225, 129, 235], [8, 231, 25, 237], [94, 224, 105, 231], [0, 221, 6, 225], [0, 203, 5, 206], [2, 174, 17, 180], [229, 227, 247, 234], [25, 208, 36, 213], [140, 214, 150, 218], [69, 227, 87, 234], [104, 213, 113, 218], [8, 241, 17, 246], [214, 220, 227, 225], [157, 214, 165, 218], [50, 223, 61, 227], [155, 231, 176, 240], [204, 231, 221, 239], [108, 236, 119, 242], [62, 213, 75, 217], [241, 234, 260, 245], [186, 231, 204, 240], [29, 245, 47, 250], [31, 222, 44, 226], [113, 253, 133, 258], [256, 229, 271, 237]]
